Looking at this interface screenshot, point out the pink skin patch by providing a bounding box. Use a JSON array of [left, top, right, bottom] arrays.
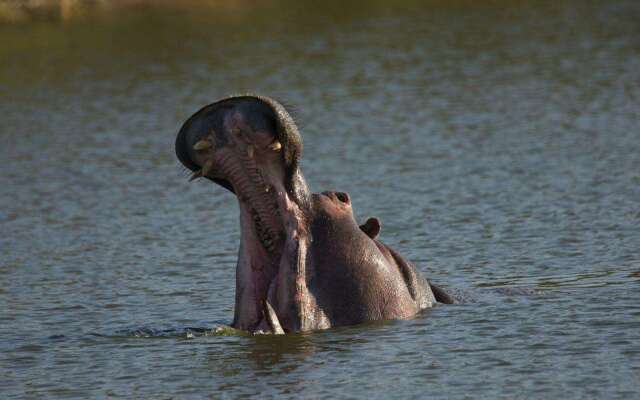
[[224, 111, 277, 149]]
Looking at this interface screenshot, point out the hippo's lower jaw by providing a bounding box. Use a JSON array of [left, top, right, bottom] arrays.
[[176, 95, 450, 334], [233, 174, 310, 333]]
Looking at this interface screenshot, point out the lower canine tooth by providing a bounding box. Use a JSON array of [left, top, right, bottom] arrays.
[[247, 145, 255, 158], [189, 169, 202, 181]]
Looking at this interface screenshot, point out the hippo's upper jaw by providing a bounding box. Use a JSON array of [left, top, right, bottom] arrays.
[[175, 95, 312, 332]]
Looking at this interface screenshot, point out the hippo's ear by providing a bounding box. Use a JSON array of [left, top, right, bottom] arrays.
[[359, 217, 381, 239]]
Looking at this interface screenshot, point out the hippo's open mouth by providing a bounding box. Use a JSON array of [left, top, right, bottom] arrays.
[[175, 96, 308, 332], [176, 95, 453, 334]]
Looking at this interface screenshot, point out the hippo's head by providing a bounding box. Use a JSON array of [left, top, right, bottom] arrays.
[[175, 96, 316, 330], [175, 95, 445, 333]]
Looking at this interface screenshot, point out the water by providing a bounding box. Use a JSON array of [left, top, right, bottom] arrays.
[[1, 1, 639, 398]]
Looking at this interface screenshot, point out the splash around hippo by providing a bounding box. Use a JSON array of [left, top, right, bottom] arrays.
[[175, 95, 452, 334]]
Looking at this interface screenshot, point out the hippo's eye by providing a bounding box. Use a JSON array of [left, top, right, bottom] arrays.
[[335, 192, 350, 204]]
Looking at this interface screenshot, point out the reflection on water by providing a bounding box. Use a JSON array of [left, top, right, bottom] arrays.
[[2, 0, 640, 398], [239, 334, 320, 371], [477, 268, 640, 290]]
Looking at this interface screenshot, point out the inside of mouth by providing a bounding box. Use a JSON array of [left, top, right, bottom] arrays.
[[227, 142, 293, 332], [228, 152, 287, 256], [239, 187, 285, 256]]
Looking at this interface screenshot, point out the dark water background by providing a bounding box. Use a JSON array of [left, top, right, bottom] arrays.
[[1, 1, 639, 398]]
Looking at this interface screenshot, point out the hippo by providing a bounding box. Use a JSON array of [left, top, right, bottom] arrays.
[[175, 95, 452, 334]]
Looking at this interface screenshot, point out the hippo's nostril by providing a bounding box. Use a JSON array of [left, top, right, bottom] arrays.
[[335, 192, 350, 204]]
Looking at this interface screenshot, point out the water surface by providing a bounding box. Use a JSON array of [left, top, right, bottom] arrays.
[[1, 1, 639, 398]]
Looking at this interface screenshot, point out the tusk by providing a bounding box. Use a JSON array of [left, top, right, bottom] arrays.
[[268, 140, 282, 151], [193, 140, 212, 151], [247, 145, 254, 159], [188, 169, 202, 181], [262, 300, 284, 335], [202, 159, 214, 176]]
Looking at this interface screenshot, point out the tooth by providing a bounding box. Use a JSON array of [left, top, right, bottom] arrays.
[[268, 140, 282, 151], [202, 159, 214, 176], [264, 185, 270, 193], [247, 145, 254, 158], [193, 140, 212, 151], [263, 300, 284, 334], [189, 169, 202, 181]]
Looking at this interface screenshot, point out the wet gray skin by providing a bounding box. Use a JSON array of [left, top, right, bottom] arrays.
[[175, 95, 452, 334]]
